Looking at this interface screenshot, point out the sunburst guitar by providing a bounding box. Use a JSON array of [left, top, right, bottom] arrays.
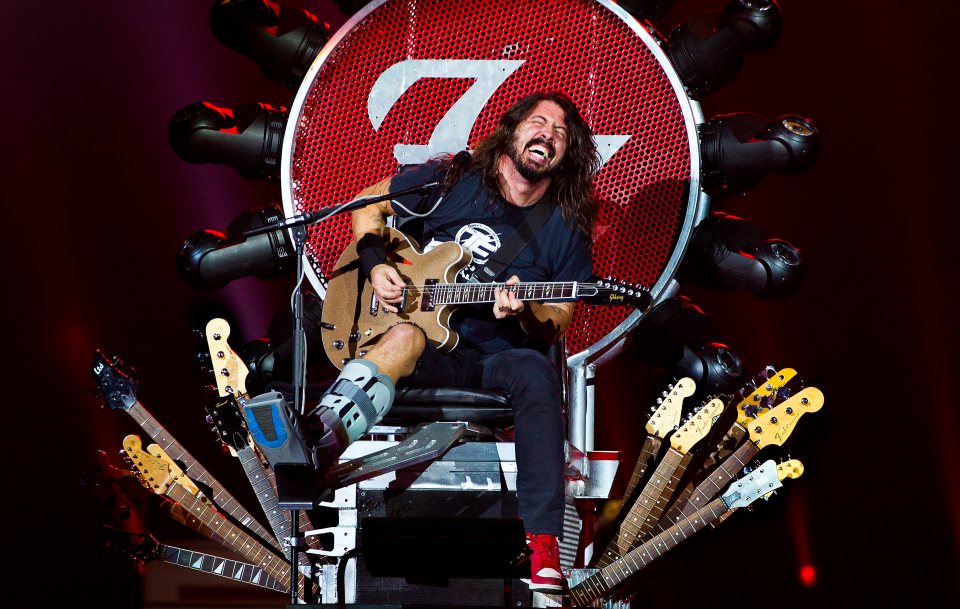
[[320, 227, 650, 368]]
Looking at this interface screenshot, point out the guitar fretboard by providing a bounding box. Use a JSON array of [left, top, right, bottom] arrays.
[[666, 436, 758, 526], [428, 281, 580, 305], [572, 497, 730, 605], [127, 401, 284, 556], [237, 446, 298, 561], [164, 483, 295, 590], [160, 543, 287, 594], [614, 436, 662, 522], [599, 449, 688, 566]]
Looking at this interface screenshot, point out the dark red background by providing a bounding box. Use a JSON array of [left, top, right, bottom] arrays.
[[3, 1, 957, 606]]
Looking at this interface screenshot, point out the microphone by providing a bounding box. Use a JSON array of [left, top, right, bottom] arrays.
[[443, 150, 472, 193]]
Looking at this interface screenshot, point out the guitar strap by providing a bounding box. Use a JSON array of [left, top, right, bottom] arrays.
[[469, 200, 554, 283]]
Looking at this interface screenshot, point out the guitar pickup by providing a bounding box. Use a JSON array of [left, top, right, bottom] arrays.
[[421, 278, 438, 311]]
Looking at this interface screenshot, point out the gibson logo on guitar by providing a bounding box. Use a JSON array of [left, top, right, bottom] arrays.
[[319, 227, 651, 368]]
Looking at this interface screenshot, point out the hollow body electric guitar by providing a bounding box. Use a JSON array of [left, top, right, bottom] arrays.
[[321, 227, 650, 368]]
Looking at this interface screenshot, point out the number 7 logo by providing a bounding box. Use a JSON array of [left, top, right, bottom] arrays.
[[368, 59, 629, 168]]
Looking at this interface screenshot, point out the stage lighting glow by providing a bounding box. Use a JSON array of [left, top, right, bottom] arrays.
[[667, 0, 783, 98], [209, 0, 331, 89], [176, 204, 294, 290], [700, 112, 820, 197], [628, 296, 742, 394], [684, 213, 807, 298], [168, 101, 288, 180]]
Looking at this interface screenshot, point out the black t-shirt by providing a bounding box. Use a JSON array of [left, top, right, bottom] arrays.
[[390, 158, 593, 354]]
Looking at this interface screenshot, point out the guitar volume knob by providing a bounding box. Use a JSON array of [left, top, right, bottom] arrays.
[[332, 340, 344, 350]]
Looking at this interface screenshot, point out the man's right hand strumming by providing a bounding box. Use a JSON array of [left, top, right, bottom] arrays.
[[369, 263, 404, 313]]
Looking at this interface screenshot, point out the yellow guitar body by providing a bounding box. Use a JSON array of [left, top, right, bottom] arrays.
[[321, 228, 471, 369]]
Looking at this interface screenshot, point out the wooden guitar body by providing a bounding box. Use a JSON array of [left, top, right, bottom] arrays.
[[321, 227, 471, 368]]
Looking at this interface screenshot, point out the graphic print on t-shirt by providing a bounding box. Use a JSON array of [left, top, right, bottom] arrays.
[[425, 222, 502, 281]]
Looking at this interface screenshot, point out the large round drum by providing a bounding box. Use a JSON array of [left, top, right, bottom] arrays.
[[281, 0, 706, 358]]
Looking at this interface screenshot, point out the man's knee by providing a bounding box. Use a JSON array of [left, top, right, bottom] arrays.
[[367, 323, 426, 380], [383, 322, 426, 346]]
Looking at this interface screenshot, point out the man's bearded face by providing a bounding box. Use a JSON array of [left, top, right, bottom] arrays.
[[507, 100, 569, 183]]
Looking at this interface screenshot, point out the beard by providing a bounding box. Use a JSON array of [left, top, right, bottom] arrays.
[[508, 135, 559, 183]]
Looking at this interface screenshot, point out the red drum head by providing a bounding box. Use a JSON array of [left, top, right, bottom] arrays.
[[282, 0, 704, 357]]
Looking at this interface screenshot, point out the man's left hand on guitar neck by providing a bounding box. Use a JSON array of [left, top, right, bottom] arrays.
[[495, 275, 576, 345], [493, 275, 525, 319]]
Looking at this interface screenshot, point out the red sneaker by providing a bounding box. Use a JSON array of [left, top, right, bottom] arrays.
[[524, 533, 569, 595]]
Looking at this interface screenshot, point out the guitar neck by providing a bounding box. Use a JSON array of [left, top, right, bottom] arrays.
[[238, 447, 291, 551], [702, 420, 750, 472], [237, 446, 317, 566], [429, 281, 581, 305], [164, 483, 291, 585], [667, 436, 759, 524], [125, 401, 284, 555], [613, 436, 662, 522], [572, 496, 729, 606], [600, 449, 689, 565], [155, 542, 288, 594]]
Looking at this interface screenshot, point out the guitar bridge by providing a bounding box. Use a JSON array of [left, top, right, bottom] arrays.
[[421, 279, 438, 311]]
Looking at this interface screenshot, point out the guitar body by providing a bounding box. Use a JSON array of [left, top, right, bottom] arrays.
[[321, 228, 471, 369]]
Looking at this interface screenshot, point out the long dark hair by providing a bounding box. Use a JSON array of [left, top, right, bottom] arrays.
[[467, 92, 600, 238]]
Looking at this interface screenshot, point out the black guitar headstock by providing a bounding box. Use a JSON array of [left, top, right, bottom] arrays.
[[101, 525, 163, 563], [584, 276, 652, 310], [205, 397, 250, 455], [91, 350, 138, 411]]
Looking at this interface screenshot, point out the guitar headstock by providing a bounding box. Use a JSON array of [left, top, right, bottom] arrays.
[[122, 435, 175, 495], [584, 277, 652, 310], [735, 367, 797, 424], [146, 444, 201, 495], [722, 459, 783, 509], [205, 397, 251, 457], [750, 387, 824, 449], [670, 398, 724, 454], [101, 525, 163, 563], [645, 377, 695, 438], [777, 459, 804, 481], [91, 350, 138, 411], [205, 318, 249, 398]]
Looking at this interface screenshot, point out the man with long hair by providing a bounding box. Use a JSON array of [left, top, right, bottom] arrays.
[[250, 92, 599, 594]]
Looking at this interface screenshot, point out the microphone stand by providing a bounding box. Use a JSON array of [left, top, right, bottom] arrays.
[[242, 179, 439, 605]]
